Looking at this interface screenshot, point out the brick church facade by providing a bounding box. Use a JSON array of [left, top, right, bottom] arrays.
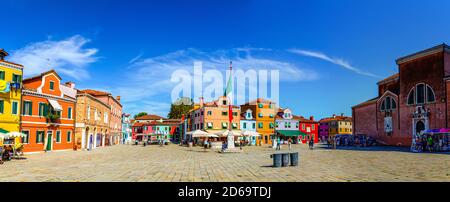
[[352, 44, 450, 146]]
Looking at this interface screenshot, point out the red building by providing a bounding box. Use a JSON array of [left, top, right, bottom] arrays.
[[353, 44, 450, 146], [294, 115, 319, 143]]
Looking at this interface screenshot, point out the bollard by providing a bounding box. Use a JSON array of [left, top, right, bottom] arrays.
[[270, 153, 282, 167], [290, 152, 299, 166], [281, 153, 290, 167]]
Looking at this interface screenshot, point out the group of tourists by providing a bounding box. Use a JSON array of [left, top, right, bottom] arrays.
[[413, 133, 450, 152], [326, 135, 376, 149], [274, 137, 314, 151]]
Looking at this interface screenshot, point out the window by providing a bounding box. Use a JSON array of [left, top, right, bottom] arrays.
[[258, 113, 263, 118], [23, 101, 32, 115], [0, 100, 3, 114], [67, 131, 72, 142], [269, 114, 274, 118], [426, 85, 435, 103], [222, 122, 228, 129], [407, 89, 415, 105], [87, 106, 91, 120], [269, 123, 274, 129], [416, 84, 425, 104], [233, 112, 238, 116], [207, 111, 212, 116], [246, 112, 251, 118], [36, 131, 45, 143], [222, 111, 228, 116], [12, 74, 21, 83], [258, 122, 263, 128], [252, 123, 256, 129], [68, 107, 72, 119], [207, 122, 213, 129], [56, 131, 61, 143], [222, 100, 227, 105], [302, 124, 306, 130], [407, 84, 436, 105], [312, 124, 315, 130], [49, 81, 55, 90], [381, 96, 396, 111], [243, 122, 247, 129], [232, 123, 237, 129], [21, 130, 30, 144], [0, 70, 5, 80], [39, 103, 48, 116], [12, 101, 18, 115], [258, 103, 264, 108]]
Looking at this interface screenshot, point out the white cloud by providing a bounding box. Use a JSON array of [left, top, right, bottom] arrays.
[[288, 49, 381, 78], [111, 47, 318, 116], [10, 35, 98, 80], [114, 48, 318, 103]]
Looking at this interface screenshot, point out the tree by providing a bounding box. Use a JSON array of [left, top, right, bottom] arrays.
[[168, 97, 194, 119], [134, 112, 148, 119]]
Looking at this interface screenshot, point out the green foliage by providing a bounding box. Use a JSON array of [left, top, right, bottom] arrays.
[[134, 112, 148, 119], [168, 97, 194, 119], [45, 112, 60, 123]]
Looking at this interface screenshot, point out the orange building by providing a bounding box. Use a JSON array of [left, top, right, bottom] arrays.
[[21, 70, 76, 153], [241, 98, 277, 144]]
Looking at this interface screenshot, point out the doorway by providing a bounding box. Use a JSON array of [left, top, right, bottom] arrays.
[[415, 120, 425, 135], [46, 131, 53, 151]]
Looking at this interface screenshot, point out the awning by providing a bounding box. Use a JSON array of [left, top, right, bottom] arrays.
[[47, 99, 63, 111], [277, 130, 307, 137], [0, 128, 9, 134]]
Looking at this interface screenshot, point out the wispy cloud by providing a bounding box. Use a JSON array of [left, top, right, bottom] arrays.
[[288, 49, 381, 78], [128, 52, 143, 64], [112, 48, 318, 116], [10, 35, 98, 80]]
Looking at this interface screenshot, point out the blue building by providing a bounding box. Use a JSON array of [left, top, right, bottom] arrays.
[[240, 109, 257, 145]]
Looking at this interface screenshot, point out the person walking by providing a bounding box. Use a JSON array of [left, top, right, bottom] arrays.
[[288, 138, 292, 150], [239, 140, 243, 150], [309, 137, 314, 150], [276, 138, 281, 151]]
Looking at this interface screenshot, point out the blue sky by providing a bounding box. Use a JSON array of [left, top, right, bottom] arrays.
[[2, 0, 450, 119]]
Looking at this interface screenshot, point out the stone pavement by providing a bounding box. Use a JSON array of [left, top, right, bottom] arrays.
[[0, 144, 449, 182]]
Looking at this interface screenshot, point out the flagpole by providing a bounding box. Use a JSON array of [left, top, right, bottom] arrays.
[[228, 61, 232, 132]]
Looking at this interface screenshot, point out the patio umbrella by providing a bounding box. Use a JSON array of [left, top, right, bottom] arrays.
[[5, 132, 27, 138], [242, 131, 260, 137], [215, 130, 243, 137], [187, 130, 218, 138]]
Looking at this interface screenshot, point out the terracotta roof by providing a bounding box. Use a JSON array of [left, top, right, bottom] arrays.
[[293, 115, 317, 123], [377, 73, 399, 85], [132, 122, 146, 127], [319, 115, 352, 123], [23, 69, 62, 82], [352, 97, 378, 109], [135, 114, 166, 120], [242, 98, 276, 105], [79, 89, 111, 96]]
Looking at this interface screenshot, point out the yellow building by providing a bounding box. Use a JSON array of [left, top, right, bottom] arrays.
[[321, 114, 352, 137], [0, 49, 23, 134]]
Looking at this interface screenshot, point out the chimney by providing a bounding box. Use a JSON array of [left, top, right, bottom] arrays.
[[199, 97, 204, 108], [332, 114, 336, 118], [65, 81, 75, 89], [116, 96, 121, 102], [341, 113, 344, 117], [0, 49, 9, 61], [309, 116, 314, 121]]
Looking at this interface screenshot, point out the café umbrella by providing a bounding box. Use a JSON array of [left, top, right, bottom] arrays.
[[187, 130, 218, 138]]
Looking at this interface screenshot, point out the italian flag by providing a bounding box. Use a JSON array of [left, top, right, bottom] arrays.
[[224, 61, 233, 125]]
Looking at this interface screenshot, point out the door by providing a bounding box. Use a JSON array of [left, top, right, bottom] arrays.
[[46, 131, 53, 151], [415, 120, 425, 136]]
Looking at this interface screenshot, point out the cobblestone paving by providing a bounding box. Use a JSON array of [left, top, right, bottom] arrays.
[[1, 144, 449, 182]]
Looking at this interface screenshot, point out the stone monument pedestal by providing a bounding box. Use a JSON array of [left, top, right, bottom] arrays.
[[221, 130, 242, 153]]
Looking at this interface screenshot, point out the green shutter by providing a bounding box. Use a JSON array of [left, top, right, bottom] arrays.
[[68, 107, 72, 119], [12, 102, 18, 114], [67, 131, 72, 142], [50, 81, 54, 90], [0, 71, 5, 80], [56, 131, 61, 142], [0, 100, 4, 113]]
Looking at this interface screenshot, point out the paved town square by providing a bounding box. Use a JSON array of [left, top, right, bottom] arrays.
[[1, 144, 449, 182]]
